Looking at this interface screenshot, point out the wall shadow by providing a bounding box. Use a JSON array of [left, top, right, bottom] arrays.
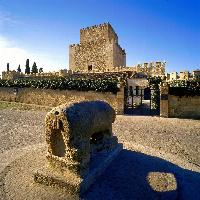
[[169, 116, 200, 120], [82, 149, 200, 200]]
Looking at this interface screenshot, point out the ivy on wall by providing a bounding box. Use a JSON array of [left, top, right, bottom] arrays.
[[169, 80, 200, 96], [148, 77, 162, 110], [0, 77, 121, 94]]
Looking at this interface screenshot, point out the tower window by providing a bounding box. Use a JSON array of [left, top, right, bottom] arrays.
[[88, 65, 93, 71]]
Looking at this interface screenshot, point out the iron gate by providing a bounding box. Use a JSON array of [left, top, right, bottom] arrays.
[[124, 86, 160, 115]]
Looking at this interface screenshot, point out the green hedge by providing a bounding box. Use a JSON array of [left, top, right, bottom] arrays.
[[0, 78, 121, 94], [169, 80, 200, 96]]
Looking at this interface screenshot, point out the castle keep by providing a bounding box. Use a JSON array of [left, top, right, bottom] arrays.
[[69, 23, 126, 72]]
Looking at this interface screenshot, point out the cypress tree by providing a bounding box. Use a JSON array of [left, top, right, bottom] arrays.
[[31, 62, 38, 74], [7, 63, 10, 72], [17, 65, 21, 73], [25, 59, 30, 74]]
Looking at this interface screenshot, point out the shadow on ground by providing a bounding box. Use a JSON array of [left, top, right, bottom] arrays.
[[1, 146, 200, 200], [124, 105, 159, 116], [82, 149, 200, 200]]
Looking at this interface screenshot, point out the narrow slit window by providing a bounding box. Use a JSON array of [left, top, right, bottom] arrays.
[[88, 65, 92, 71]]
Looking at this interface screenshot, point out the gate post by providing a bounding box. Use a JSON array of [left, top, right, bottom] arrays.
[[117, 86, 124, 114], [160, 82, 169, 117]]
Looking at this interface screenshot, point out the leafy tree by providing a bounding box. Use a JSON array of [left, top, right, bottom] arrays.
[[17, 65, 21, 73], [31, 62, 38, 74], [25, 59, 30, 74], [7, 63, 10, 72], [39, 67, 43, 73]]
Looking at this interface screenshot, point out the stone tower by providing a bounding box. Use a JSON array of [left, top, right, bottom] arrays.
[[69, 23, 126, 72]]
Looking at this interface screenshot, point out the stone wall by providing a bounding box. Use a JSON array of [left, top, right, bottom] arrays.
[[69, 40, 113, 72], [2, 71, 20, 80], [179, 71, 190, 80], [113, 44, 126, 68], [160, 83, 200, 119], [127, 78, 149, 89], [69, 23, 126, 72], [166, 70, 199, 82], [131, 62, 165, 77], [168, 95, 200, 118], [1, 70, 63, 80], [160, 83, 169, 118], [80, 23, 118, 44], [0, 87, 124, 114]]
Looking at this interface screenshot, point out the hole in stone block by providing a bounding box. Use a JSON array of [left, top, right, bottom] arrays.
[[90, 131, 104, 145], [54, 111, 59, 115], [90, 130, 111, 153], [50, 129, 66, 157]]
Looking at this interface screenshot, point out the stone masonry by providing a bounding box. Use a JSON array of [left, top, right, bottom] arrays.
[[69, 23, 126, 72], [160, 82, 200, 119], [34, 101, 122, 195], [0, 86, 124, 114]]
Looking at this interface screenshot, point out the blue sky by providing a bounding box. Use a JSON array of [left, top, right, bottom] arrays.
[[0, 0, 199, 74]]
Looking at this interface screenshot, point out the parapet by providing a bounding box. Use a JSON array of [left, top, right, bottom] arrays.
[[80, 22, 111, 32], [80, 22, 118, 44]]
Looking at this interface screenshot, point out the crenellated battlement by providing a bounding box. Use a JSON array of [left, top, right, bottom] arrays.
[[69, 23, 126, 72], [165, 70, 200, 81], [80, 22, 117, 34], [80, 22, 110, 31], [80, 22, 118, 44], [70, 43, 80, 48], [130, 61, 166, 76]]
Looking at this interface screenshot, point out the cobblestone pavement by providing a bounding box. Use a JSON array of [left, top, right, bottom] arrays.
[[113, 115, 200, 166], [0, 110, 199, 165], [0, 109, 46, 154], [0, 109, 200, 199]]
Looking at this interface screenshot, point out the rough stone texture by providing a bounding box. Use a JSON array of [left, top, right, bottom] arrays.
[[127, 78, 149, 89], [160, 83, 200, 119], [131, 62, 165, 77], [1, 145, 78, 200], [0, 86, 124, 114], [0, 100, 52, 111], [44, 101, 117, 175], [166, 70, 199, 81], [34, 101, 122, 194], [1, 70, 62, 80], [168, 72, 178, 81], [160, 82, 169, 118], [168, 95, 200, 118], [1, 144, 200, 200], [1, 109, 199, 168], [0, 110, 45, 155], [35, 144, 122, 195], [2, 70, 20, 80], [69, 23, 126, 72], [114, 116, 200, 167], [179, 71, 190, 80], [0, 109, 200, 199], [147, 172, 177, 192]]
